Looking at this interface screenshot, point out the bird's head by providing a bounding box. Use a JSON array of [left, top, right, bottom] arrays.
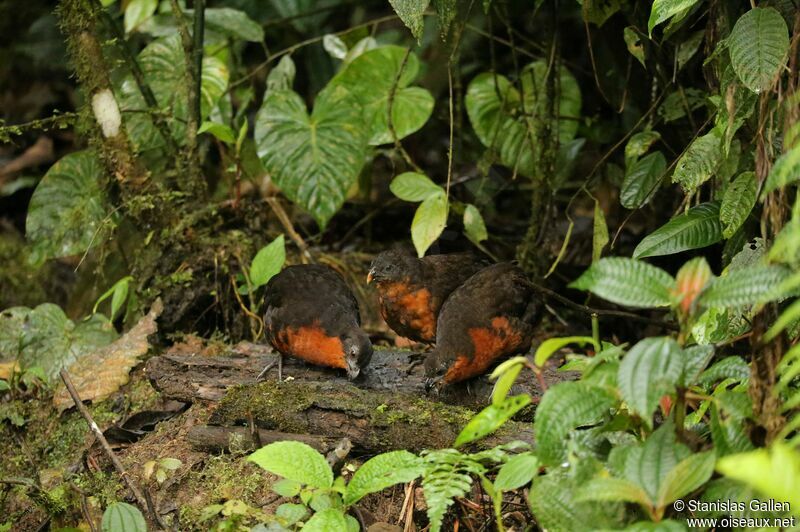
[[423, 350, 450, 394], [341, 329, 373, 380], [367, 249, 420, 285]]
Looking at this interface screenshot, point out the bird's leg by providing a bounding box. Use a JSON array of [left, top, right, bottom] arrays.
[[256, 353, 284, 381], [277, 354, 283, 381]]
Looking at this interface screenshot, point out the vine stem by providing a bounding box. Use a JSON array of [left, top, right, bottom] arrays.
[[387, 47, 422, 173]]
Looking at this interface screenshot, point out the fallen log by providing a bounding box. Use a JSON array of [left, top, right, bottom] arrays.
[[146, 342, 571, 453]]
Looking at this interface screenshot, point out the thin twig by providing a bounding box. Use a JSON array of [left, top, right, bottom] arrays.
[[58, 369, 159, 526], [266, 196, 312, 263], [192, 0, 206, 126], [529, 282, 679, 331], [446, 64, 455, 200], [387, 48, 422, 172]]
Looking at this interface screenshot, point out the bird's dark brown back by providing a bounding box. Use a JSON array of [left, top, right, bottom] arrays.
[[369, 251, 487, 343], [425, 263, 540, 384]]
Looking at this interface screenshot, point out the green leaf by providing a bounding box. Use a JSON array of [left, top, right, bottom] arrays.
[[698, 356, 750, 385], [530, 472, 623, 530], [569, 258, 674, 308], [494, 453, 538, 491], [254, 87, 366, 229], [593, 201, 609, 263], [275, 503, 308, 525], [534, 336, 597, 368], [621, 151, 667, 209], [623, 422, 690, 502], [101, 502, 146, 532], [633, 202, 723, 259], [26, 151, 110, 265], [302, 508, 349, 531], [124, 0, 157, 33], [698, 265, 790, 308], [118, 35, 229, 153], [618, 337, 683, 426], [0, 380, 9, 392], [93, 276, 133, 321], [204, 8, 264, 42], [323, 34, 348, 59], [250, 235, 286, 288], [198, 121, 235, 144], [720, 172, 757, 238], [411, 192, 448, 258], [576, 477, 651, 506], [676, 30, 705, 71], [390, 172, 444, 202], [463, 204, 488, 244], [490, 357, 525, 406], [534, 382, 616, 466], [623, 27, 645, 67], [248, 441, 333, 489], [762, 145, 800, 195], [716, 443, 800, 513], [388, 0, 429, 40], [267, 55, 296, 92], [625, 130, 661, 168], [344, 450, 423, 506], [657, 451, 716, 507], [648, 0, 702, 35], [328, 46, 434, 145], [728, 8, 790, 93], [465, 62, 581, 178], [681, 344, 715, 386], [454, 394, 531, 447], [271, 478, 301, 498], [672, 132, 721, 194]]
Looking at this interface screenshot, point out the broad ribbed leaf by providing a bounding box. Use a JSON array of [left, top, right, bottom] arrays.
[[672, 132, 721, 193], [303, 509, 350, 532], [648, 0, 702, 35], [411, 192, 448, 257], [255, 88, 367, 228], [633, 202, 723, 259], [657, 451, 716, 506], [621, 151, 667, 209], [698, 356, 750, 385], [716, 444, 800, 512], [710, 401, 754, 456], [248, 441, 333, 488], [118, 34, 229, 152], [250, 235, 286, 288], [576, 477, 651, 506], [623, 422, 690, 502], [390, 172, 443, 202], [101, 502, 146, 532], [344, 451, 423, 505], [388, 0, 429, 40], [204, 8, 264, 42], [698, 264, 791, 307], [465, 62, 581, 177], [124, 0, 157, 33], [454, 394, 531, 447], [534, 381, 616, 465], [569, 258, 674, 308], [728, 8, 790, 92], [26, 150, 110, 265], [463, 204, 488, 243], [328, 46, 433, 145], [624, 130, 661, 167], [530, 474, 624, 530], [618, 337, 683, 426], [494, 453, 538, 491], [720, 172, 758, 238], [762, 145, 800, 195], [681, 344, 715, 386]]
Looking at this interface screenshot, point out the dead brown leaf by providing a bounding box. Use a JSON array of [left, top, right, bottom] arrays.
[[53, 299, 163, 413]]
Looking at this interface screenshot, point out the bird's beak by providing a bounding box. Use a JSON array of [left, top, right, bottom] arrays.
[[366, 270, 374, 284], [346, 361, 361, 380], [424, 376, 444, 396]]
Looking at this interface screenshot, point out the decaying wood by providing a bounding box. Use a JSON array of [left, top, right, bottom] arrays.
[[147, 342, 568, 453], [187, 426, 341, 453]]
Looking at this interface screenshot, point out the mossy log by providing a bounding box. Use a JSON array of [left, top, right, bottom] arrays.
[[145, 343, 573, 453], [203, 380, 534, 453]]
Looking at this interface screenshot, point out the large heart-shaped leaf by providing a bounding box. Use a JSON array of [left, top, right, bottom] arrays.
[[728, 7, 790, 93], [255, 87, 367, 229], [26, 150, 110, 264], [118, 34, 229, 153], [466, 61, 581, 178], [633, 202, 723, 259], [326, 46, 434, 145]]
